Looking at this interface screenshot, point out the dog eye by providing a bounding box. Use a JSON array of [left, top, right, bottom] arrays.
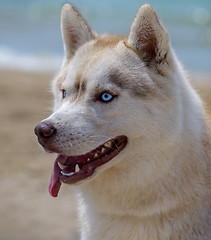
[[62, 90, 66, 99], [100, 92, 114, 102]]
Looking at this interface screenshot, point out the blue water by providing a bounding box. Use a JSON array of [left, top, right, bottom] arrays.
[[0, 0, 210, 72]]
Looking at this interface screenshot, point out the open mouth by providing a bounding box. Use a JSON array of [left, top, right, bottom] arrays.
[[49, 135, 128, 197]]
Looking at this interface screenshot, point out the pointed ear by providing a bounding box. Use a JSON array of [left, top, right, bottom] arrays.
[[127, 4, 169, 68], [61, 4, 96, 59]]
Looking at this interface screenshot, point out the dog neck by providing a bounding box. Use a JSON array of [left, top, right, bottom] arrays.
[[78, 201, 210, 240], [77, 124, 210, 240]]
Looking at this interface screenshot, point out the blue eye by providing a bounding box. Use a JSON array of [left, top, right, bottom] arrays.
[[62, 90, 66, 99], [100, 92, 113, 102]]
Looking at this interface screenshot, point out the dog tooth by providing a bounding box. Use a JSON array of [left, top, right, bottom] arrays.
[[58, 162, 66, 170], [87, 158, 91, 162], [61, 171, 74, 177], [94, 153, 98, 158], [101, 148, 106, 153], [75, 164, 80, 173], [104, 141, 112, 148]]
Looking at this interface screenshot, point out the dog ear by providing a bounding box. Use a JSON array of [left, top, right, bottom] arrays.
[[127, 4, 169, 68], [61, 4, 96, 59]]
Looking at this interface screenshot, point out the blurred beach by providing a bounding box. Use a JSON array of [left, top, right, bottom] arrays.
[[0, 0, 211, 72], [0, 0, 211, 240]]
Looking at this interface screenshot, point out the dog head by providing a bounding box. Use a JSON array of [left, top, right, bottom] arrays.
[[35, 4, 181, 197]]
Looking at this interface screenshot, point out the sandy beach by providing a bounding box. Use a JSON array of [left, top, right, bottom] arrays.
[[0, 69, 210, 240], [0, 70, 78, 240]]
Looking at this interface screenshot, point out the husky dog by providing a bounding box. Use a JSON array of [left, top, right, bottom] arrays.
[[34, 4, 211, 240]]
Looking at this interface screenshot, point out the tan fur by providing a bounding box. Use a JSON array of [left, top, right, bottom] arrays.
[[36, 3, 211, 240]]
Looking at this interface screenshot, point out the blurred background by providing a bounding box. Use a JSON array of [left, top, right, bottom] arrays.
[[0, 0, 210, 240], [0, 0, 211, 72]]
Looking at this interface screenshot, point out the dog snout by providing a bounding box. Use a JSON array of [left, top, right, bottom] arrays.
[[34, 121, 56, 146]]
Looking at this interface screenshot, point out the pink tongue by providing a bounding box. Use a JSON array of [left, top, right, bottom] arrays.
[[49, 155, 67, 197]]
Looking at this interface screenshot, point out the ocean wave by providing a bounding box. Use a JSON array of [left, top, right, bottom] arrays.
[[0, 0, 210, 73], [0, 46, 63, 72]]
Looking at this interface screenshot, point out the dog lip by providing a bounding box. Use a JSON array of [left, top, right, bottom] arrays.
[[49, 135, 128, 197], [60, 135, 128, 183]]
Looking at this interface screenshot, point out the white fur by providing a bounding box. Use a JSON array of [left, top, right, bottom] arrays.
[[40, 4, 211, 239]]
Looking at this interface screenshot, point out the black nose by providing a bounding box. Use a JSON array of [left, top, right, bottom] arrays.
[[34, 121, 55, 145]]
